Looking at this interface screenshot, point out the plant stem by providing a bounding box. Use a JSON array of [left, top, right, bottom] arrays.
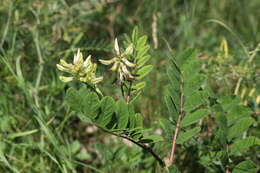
[[169, 112, 181, 164], [97, 124, 164, 166], [109, 131, 165, 167], [126, 81, 132, 104], [169, 80, 184, 165], [85, 83, 103, 98], [225, 144, 230, 173]]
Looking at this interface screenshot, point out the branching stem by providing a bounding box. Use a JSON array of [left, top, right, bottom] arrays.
[[96, 124, 164, 166]]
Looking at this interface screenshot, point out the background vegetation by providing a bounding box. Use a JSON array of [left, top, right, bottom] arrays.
[[0, 0, 259, 172]]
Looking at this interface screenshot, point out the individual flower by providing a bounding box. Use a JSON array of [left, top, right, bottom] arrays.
[[99, 38, 136, 82], [56, 49, 103, 84]]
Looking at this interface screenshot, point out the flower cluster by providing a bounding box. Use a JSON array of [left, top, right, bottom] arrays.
[[56, 49, 103, 84], [99, 38, 136, 82]]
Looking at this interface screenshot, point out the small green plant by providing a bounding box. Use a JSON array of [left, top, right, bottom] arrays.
[[57, 27, 165, 166]]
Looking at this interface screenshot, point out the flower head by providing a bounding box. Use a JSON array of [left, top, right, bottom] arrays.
[[99, 38, 135, 82], [57, 49, 103, 84]]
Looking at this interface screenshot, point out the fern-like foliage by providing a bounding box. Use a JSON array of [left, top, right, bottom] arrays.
[[65, 86, 165, 166], [124, 27, 153, 92], [165, 49, 210, 146], [65, 87, 163, 143], [165, 49, 260, 171]]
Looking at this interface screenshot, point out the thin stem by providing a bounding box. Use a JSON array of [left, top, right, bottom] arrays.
[[107, 130, 165, 167], [126, 81, 133, 104], [120, 84, 125, 98], [225, 144, 230, 173], [95, 124, 165, 166], [85, 83, 103, 98], [169, 112, 181, 163], [169, 80, 184, 165]]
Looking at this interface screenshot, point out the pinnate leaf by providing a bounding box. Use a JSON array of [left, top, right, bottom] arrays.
[[136, 65, 153, 80], [231, 136, 260, 154], [96, 96, 115, 127], [177, 127, 200, 144], [233, 160, 258, 173], [181, 109, 208, 127]]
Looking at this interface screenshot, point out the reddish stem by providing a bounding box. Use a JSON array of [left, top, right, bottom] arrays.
[[169, 114, 182, 163], [169, 80, 184, 165]]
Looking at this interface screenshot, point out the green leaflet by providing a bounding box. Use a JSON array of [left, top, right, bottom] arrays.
[[128, 112, 136, 129], [77, 113, 92, 123], [96, 96, 115, 127], [215, 113, 228, 131], [129, 114, 144, 140], [65, 87, 100, 119], [219, 95, 241, 111], [166, 56, 181, 120], [137, 55, 151, 68], [136, 65, 153, 80], [179, 48, 196, 66], [215, 113, 228, 145], [134, 113, 143, 128], [167, 84, 181, 108], [228, 117, 255, 140], [184, 91, 208, 112], [116, 100, 129, 129], [139, 135, 163, 143], [167, 58, 181, 91], [176, 127, 201, 144], [82, 92, 100, 119], [65, 87, 83, 112], [182, 60, 201, 80], [184, 74, 205, 97], [164, 94, 179, 120], [226, 105, 252, 126], [181, 109, 208, 127], [132, 82, 146, 91], [136, 45, 150, 60], [136, 35, 148, 49], [131, 26, 139, 45], [231, 136, 260, 154], [233, 160, 258, 173]]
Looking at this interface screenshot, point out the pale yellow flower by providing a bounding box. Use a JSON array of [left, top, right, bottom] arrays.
[[99, 38, 135, 82], [57, 49, 103, 84]]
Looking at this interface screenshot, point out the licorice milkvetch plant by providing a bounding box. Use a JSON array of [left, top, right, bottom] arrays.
[[57, 27, 165, 166], [162, 48, 260, 172], [99, 27, 153, 103]]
